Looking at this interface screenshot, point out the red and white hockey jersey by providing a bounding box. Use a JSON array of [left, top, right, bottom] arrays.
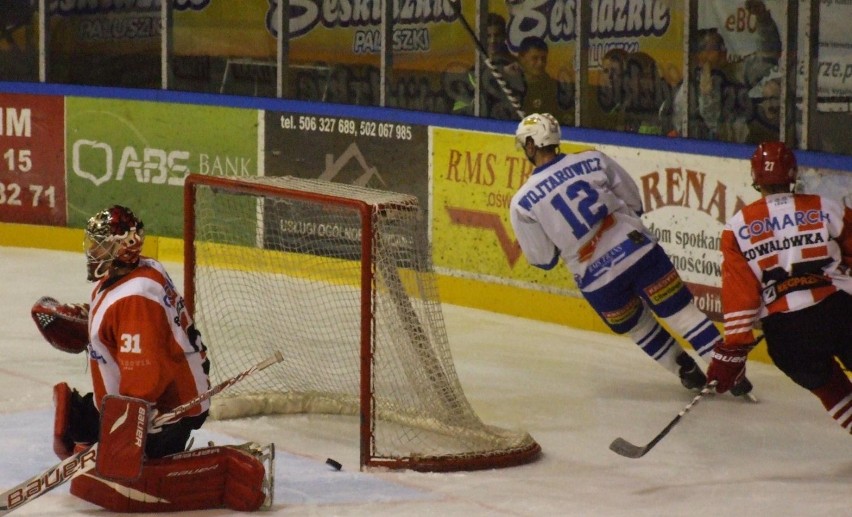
[[721, 193, 852, 347], [87, 257, 210, 416]]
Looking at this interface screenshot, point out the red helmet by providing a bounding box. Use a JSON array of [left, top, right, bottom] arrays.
[[750, 141, 797, 187], [84, 205, 145, 281]]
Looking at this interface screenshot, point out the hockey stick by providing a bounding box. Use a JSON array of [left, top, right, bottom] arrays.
[[609, 381, 717, 459], [0, 351, 285, 515], [610, 335, 766, 458], [447, 0, 525, 119]]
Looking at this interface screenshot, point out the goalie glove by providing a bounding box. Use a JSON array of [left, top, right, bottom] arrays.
[[31, 296, 90, 354]]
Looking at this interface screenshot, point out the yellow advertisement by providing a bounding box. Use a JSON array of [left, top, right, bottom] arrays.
[[173, 0, 478, 71], [431, 127, 593, 292], [168, 1, 684, 76], [173, 1, 274, 59]]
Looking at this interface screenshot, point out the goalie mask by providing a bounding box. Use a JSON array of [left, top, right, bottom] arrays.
[[84, 205, 145, 282]]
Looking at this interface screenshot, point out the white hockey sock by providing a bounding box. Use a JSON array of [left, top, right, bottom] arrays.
[[661, 304, 722, 361], [627, 309, 684, 376]]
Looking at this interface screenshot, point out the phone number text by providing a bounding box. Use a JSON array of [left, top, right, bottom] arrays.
[[280, 115, 413, 140]]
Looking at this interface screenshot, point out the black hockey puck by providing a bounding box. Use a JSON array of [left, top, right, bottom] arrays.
[[325, 458, 342, 471]]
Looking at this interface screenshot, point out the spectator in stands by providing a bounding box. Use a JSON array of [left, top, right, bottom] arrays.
[[747, 75, 781, 144], [453, 12, 518, 119], [742, 0, 782, 89], [482, 12, 520, 119], [504, 36, 573, 124], [623, 51, 667, 135], [660, 28, 751, 142], [588, 48, 629, 131], [486, 13, 515, 67]]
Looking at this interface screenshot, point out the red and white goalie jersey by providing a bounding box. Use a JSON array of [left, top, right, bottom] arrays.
[[88, 257, 210, 416], [721, 193, 852, 347]]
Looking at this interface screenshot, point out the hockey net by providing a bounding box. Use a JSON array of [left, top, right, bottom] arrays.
[[184, 174, 540, 471]]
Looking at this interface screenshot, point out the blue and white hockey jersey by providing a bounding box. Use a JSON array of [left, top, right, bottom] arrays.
[[509, 150, 654, 291]]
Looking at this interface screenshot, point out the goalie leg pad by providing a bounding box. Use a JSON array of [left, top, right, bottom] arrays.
[[96, 395, 150, 481], [53, 383, 100, 460], [53, 383, 74, 460], [70, 443, 272, 512]]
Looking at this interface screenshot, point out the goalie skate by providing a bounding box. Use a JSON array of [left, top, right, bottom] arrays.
[[231, 442, 276, 509]]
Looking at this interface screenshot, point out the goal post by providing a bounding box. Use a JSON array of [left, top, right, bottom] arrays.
[[184, 174, 541, 471]]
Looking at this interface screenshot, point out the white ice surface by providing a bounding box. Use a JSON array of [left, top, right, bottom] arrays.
[[1, 246, 849, 516]]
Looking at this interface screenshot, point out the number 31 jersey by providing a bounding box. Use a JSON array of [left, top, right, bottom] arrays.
[[87, 257, 210, 416]]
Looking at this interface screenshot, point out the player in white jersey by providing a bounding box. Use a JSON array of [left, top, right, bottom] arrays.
[[509, 113, 752, 395], [32, 205, 272, 512], [707, 142, 852, 434]]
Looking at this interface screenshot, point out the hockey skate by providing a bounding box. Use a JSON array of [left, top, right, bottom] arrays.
[[731, 377, 758, 403], [676, 352, 707, 390]]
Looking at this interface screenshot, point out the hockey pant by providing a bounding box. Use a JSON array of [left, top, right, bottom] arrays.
[[582, 244, 722, 376], [762, 292, 852, 434]]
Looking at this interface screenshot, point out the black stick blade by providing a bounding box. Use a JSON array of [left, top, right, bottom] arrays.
[[609, 437, 650, 459]]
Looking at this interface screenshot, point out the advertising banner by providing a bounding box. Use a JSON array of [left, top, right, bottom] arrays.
[[431, 127, 593, 292], [0, 93, 66, 226], [597, 144, 758, 320], [263, 110, 428, 259], [65, 97, 258, 237], [174, 0, 481, 69], [700, 0, 852, 100], [264, 110, 428, 205], [172, 1, 683, 118]]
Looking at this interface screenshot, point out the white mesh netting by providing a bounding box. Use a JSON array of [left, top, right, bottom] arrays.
[[186, 175, 540, 471]]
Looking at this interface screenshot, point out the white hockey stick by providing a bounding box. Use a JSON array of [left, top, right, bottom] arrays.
[[447, 0, 525, 119], [0, 351, 284, 515]]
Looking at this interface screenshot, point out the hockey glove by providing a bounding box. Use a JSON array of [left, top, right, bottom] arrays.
[[707, 345, 750, 394], [31, 296, 90, 354]]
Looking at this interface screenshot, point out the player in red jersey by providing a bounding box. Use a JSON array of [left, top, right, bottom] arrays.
[[33, 205, 272, 511], [708, 142, 852, 434]]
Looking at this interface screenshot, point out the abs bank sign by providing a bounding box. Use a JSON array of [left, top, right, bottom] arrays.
[[71, 140, 191, 187], [65, 97, 258, 238]]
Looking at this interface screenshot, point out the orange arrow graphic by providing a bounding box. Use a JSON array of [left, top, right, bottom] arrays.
[[446, 206, 523, 267]]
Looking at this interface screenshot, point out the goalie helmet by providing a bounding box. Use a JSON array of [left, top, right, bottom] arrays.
[[515, 113, 561, 150], [750, 141, 797, 187], [84, 205, 145, 281]]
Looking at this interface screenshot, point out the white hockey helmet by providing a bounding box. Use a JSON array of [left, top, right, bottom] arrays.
[[515, 113, 561, 150]]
